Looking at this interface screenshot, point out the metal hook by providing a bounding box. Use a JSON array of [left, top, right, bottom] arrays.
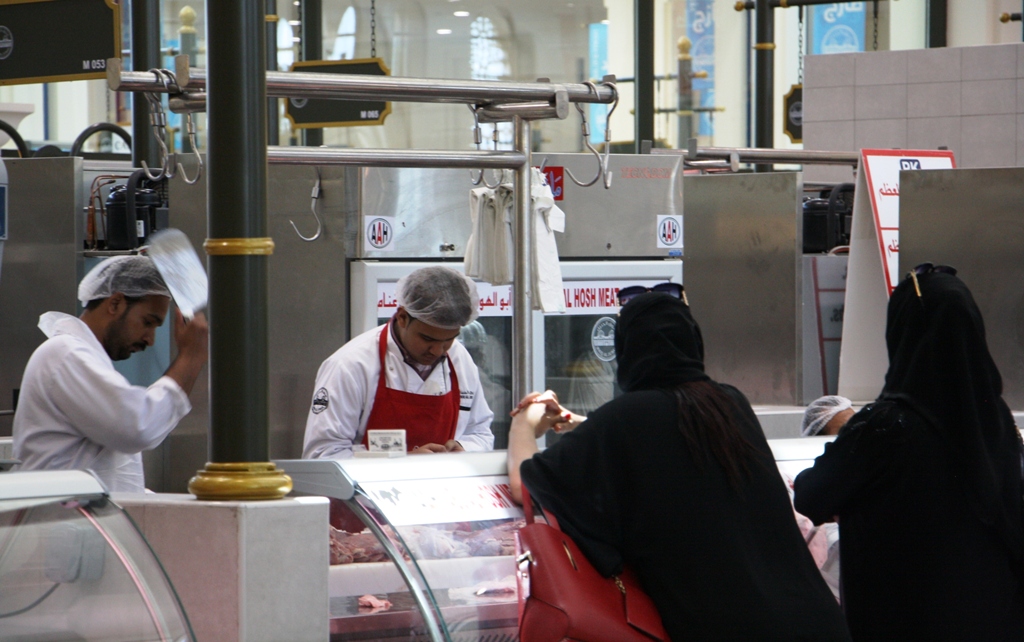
[[289, 168, 323, 242], [468, 105, 487, 186], [564, 81, 603, 188], [480, 123, 503, 189], [600, 81, 619, 189], [140, 70, 177, 180], [467, 104, 504, 188], [175, 112, 203, 184]]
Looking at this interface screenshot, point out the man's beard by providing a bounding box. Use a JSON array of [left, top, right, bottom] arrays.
[[102, 311, 146, 361]]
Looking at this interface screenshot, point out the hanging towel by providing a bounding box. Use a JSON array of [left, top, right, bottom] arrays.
[[531, 167, 566, 313], [466, 179, 515, 286]]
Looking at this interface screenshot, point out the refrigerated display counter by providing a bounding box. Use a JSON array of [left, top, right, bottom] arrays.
[[276, 437, 838, 642], [277, 452, 523, 641], [0, 470, 194, 641]]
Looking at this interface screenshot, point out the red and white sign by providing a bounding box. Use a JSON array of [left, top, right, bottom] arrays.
[[377, 282, 513, 318], [377, 279, 668, 318], [361, 476, 524, 525], [861, 149, 955, 293]]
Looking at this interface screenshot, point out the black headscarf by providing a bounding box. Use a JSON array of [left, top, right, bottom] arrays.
[[881, 271, 1022, 551], [615, 292, 709, 392]]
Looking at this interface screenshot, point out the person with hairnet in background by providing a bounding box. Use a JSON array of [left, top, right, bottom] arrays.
[[13, 256, 209, 492], [303, 266, 495, 458], [803, 395, 855, 438], [785, 395, 855, 602]]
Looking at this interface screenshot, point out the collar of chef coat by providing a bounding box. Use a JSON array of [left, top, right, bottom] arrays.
[[38, 311, 113, 368]]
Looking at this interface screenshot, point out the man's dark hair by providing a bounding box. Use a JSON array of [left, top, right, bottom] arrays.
[[84, 294, 145, 312]]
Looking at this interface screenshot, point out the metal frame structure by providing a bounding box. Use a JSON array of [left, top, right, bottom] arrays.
[[108, 55, 616, 410], [652, 139, 860, 168], [108, 55, 615, 640]]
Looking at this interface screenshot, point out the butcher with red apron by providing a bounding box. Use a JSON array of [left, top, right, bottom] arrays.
[[302, 266, 496, 459]]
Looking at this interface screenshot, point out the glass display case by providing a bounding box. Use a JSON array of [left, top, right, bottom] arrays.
[[277, 436, 836, 642], [278, 453, 522, 642], [0, 470, 194, 642]]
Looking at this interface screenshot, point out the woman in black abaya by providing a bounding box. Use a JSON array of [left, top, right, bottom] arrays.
[[508, 292, 851, 641], [794, 265, 1024, 640]]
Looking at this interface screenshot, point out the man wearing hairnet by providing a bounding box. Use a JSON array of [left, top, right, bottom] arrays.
[[303, 266, 494, 458], [13, 256, 209, 492], [791, 395, 855, 602]]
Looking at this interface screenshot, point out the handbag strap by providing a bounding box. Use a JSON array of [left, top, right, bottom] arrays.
[[522, 483, 535, 525], [520, 483, 561, 530]]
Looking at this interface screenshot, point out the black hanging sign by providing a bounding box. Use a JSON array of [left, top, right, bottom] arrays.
[[0, 0, 121, 86], [285, 58, 392, 129], [783, 84, 803, 144]]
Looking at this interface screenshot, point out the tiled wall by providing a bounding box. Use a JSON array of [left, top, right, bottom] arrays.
[[802, 44, 1024, 183]]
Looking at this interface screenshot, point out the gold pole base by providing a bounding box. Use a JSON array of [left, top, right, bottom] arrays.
[[188, 462, 293, 501]]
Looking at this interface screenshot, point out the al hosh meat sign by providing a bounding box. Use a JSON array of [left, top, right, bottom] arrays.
[[285, 58, 392, 128]]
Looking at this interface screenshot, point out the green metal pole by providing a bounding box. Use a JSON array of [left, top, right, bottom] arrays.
[[205, 0, 269, 464], [131, 0, 161, 169], [300, 0, 323, 147], [635, 0, 655, 152]]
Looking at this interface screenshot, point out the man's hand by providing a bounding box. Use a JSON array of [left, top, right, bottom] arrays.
[[444, 440, 465, 452], [410, 443, 449, 454], [175, 310, 209, 364], [165, 310, 209, 395]]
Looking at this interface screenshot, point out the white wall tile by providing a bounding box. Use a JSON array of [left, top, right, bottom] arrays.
[[803, 120, 855, 152], [1018, 43, 1024, 79], [855, 118, 908, 150], [907, 47, 962, 83], [804, 86, 855, 123], [962, 79, 1017, 115], [1017, 79, 1024, 113], [962, 44, 1017, 80], [804, 53, 857, 88], [907, 83, 961, 118], [855, 50, 908, 85], [907, 117, 962, 161], [855, 84, 909, 120], [960, 114, 1017, 167]]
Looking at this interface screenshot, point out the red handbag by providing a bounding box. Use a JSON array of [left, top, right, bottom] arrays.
[[514, 484, 670, 642]]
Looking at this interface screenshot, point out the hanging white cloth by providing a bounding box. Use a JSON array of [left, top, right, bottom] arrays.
[[465, 176, 515, 286], [531, 167, 566, 313], [465, 168, 565, 311]]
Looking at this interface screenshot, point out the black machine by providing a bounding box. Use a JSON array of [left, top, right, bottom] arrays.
[[803, 183, 854, 254], [104, 170, 169, 250]]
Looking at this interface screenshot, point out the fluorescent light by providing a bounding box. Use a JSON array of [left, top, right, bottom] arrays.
[[292, 37, 301, 42], [454, 10, 470, 17], [287, 20, 300, 25], [601, 19, 609, 24], [436, 28, 452, 35]]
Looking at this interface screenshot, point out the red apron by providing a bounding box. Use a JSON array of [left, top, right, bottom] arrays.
[[362, 322, 460, 451]]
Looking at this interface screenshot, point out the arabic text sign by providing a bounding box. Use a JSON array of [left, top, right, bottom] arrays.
[[377, 279, 667, 318], [360, 476, 524, 525], [861, 149, 956, 293]]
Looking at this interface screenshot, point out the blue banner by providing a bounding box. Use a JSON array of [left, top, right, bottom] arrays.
[[588, 23, 608, 146], [812, 3, 866, 55], [686, 0, 714, 136]]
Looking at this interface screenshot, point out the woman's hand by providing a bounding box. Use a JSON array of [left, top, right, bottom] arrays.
[[511, 390, 585, 434], [510, 390, 562, 417]]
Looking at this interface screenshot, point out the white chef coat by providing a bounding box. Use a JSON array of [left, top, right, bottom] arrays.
[[12, 312, 191, 493], [303, 323, 495, 459]]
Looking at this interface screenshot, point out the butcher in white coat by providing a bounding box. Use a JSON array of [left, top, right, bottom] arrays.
[[303, 266, 494, 459], [13, 256, 209, 492]]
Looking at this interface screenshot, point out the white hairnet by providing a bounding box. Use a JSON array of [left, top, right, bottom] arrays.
[[397, 266, 479, 330], [78, 255, 171, 306], [802, 395, 853, 437]]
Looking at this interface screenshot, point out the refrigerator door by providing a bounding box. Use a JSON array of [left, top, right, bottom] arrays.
[[352, 260, 683, 449]]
